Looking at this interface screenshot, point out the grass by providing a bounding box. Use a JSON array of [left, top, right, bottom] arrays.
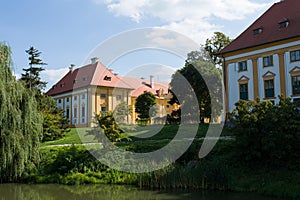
[[41, 124, 232, 148], [40, 128, 96, 147], [125, 123, 232, 141], [35, 125, 300, 199]]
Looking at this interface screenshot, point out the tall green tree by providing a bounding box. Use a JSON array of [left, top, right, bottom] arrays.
[[135, 92, 157, 124], [20, 46, 69, 141], [204, 32, 231, 67], [20, 46, 47, 92], [169, 51, 223, 123], [0, 43, 43, 182]]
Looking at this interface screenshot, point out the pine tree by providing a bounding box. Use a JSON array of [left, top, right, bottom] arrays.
[[0, 42, 43, 182], [21, 46, 47, 92], [20, 46, 69, 141]]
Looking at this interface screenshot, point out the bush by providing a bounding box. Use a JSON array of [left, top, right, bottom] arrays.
[[229, 96, 300, 168]]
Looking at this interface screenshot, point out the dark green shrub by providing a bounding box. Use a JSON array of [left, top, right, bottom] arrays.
[[229, 96, 300, 168]]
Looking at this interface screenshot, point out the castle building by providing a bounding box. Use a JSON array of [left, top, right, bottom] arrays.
[[219, 0, 300, 113], [46, 58, 172, 127]]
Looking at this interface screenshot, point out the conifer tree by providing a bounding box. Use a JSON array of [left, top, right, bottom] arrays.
[[21, 46, 47, 92], [20, 46, 69, 141]]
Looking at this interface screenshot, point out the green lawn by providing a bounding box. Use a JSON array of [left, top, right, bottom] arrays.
[[41, 128, 96, 147], [41, 124, 232, 147]]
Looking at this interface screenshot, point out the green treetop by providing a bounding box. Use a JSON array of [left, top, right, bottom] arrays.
[[21, 46, 47, 92], [0, 42, 43, 182]]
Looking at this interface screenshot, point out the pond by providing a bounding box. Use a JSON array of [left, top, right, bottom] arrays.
[[0, 184, 279, 200]]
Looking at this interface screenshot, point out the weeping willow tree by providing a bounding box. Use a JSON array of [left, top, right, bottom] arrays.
[[0, 43, 43, 183]]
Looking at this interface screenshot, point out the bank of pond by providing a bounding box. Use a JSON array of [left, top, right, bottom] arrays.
[[20, 139, 300, 200], [0, 184, 281, 200]]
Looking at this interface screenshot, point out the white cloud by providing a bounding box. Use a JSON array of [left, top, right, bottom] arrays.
[[94, 0, 273, 44], [41, 68, 69, 90]]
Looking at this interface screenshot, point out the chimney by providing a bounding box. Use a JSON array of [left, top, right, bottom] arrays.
[[150, 75, 154, 88], [91, 57, 99, 64], [69, 64, 76, 72]]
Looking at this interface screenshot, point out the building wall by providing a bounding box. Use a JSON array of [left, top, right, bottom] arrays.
[[257, 54, 281, 103], [225, 39, 300, 113], [227, 60, 254, 112], [131, 96, 172, 124], [53, 86, 175, 127]]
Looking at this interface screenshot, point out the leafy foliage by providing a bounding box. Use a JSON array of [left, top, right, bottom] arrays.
[[0, 43, 43, 182], [204, 32, 231, 67], [40, 96, 70, 142], [229, 96, 300, 168], [135, 92, 157, 123], [87, 112, 130, 148], [169, 52, 223, 122], [113, 101, 132, 124], [20, 46, 69, 141], [26, 146, 137, 185]]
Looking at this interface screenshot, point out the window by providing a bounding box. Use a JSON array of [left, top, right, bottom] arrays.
[[116, 95, 122, 100], [81, 118, 85, 123], [263, 55, 273, 67], [82, 94, 85, 99], [82, 77, 87, 81], [81, 106, 85, 117], [58, 99, 62, 104], [66, 108, 70, 119], [290, 50, 300, 62], [74, 96, 77, 101], [264, 79, 275, 98], [253, 28, 263, 35], [104, 76, 112, 81], [238, 61, 247, 71], [293, 98, 300, 107], [292, 75, 300, 95], [66, 98, 69, 103], [279, 20, 289, 29], [74, 107, 78, 118], [239, 83, 248, 100], [100, 93, 106, 99], [101, 107, 106, 115]]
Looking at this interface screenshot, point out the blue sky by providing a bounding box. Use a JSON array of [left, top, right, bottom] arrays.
[[1, 0, 278, 90]]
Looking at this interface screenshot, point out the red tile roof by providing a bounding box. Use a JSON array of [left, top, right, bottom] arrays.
[[118, 76, 169, 97], [219, 0, 300, 55], [46, 62, 169, 97], [46, 62, 133, 96]]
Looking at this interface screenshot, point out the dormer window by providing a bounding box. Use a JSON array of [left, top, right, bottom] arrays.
[[104, 75, 111, 81], [253, 27, 263, 35], [60, 83, 65, 88], [279, 18, 289, 29]]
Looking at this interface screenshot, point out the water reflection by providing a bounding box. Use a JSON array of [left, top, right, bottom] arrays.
[[0, 184, 276, 200]]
